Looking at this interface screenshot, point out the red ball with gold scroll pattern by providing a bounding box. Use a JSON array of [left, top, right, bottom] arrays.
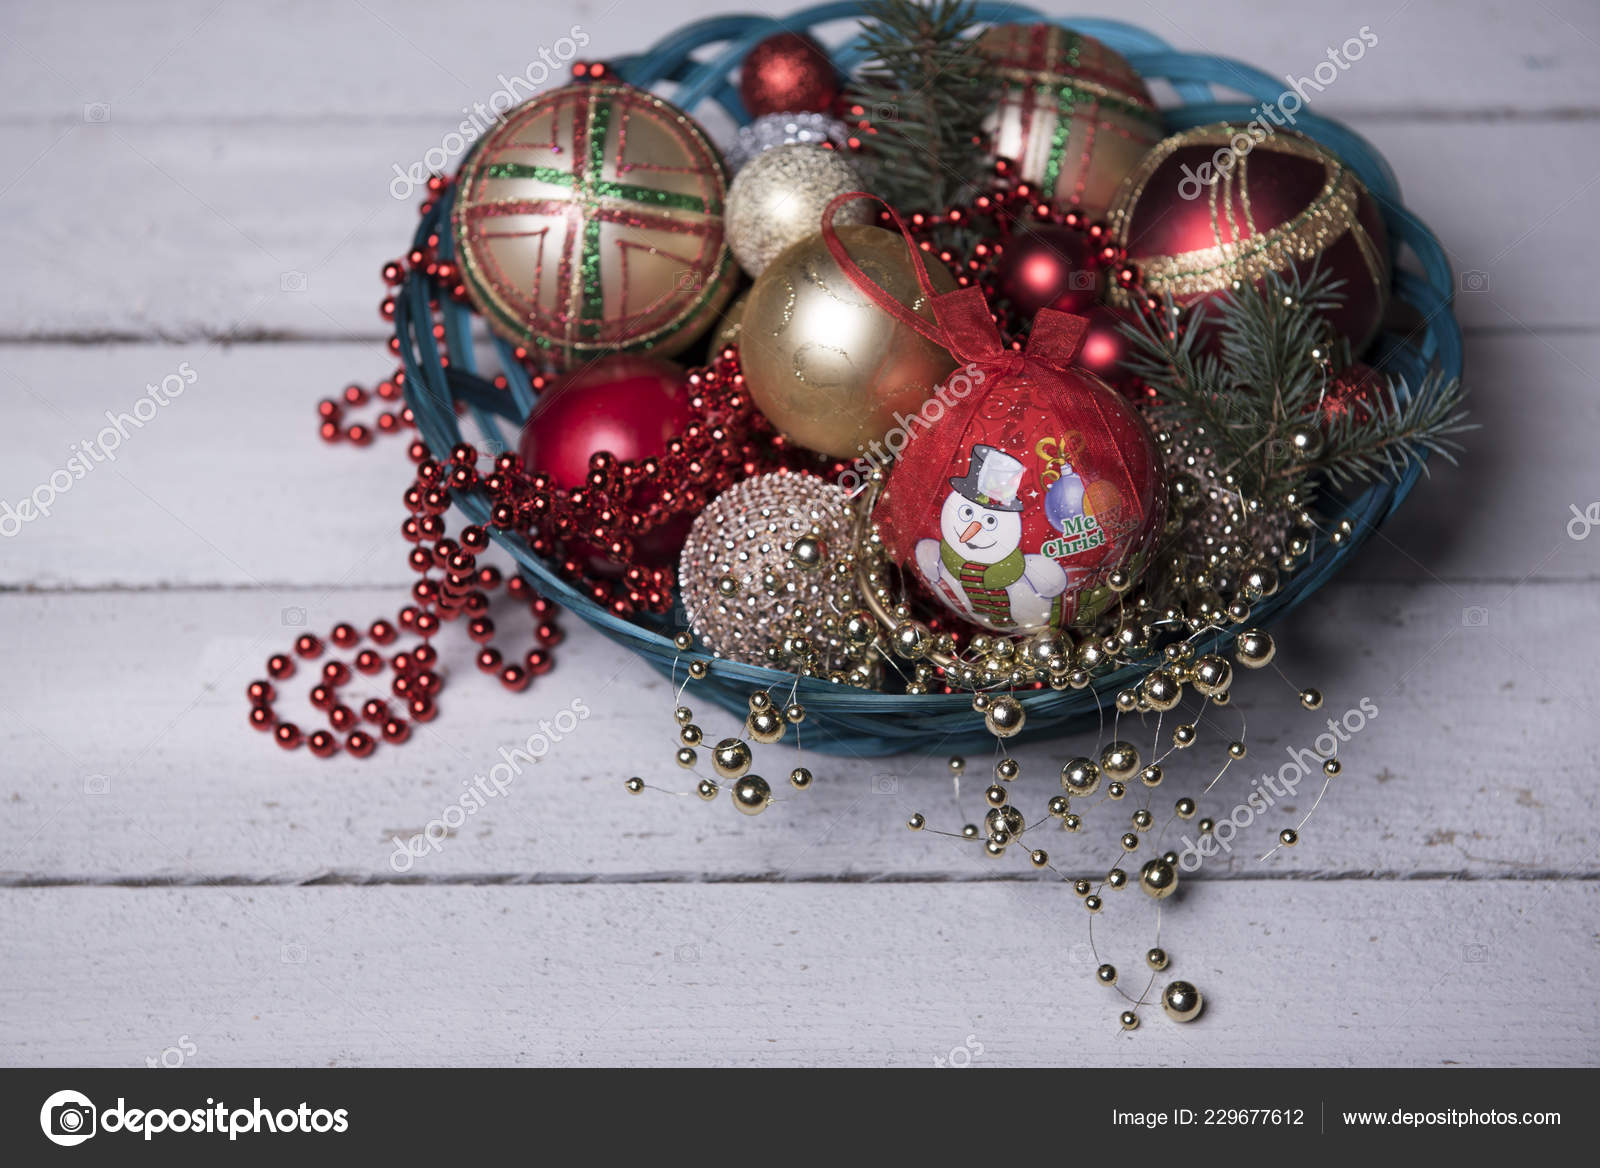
[[452, 82, 736, 369], [815, 194, 1166, 634], [1105, 124, 1390, 353], [977, 24, 1163, 219]]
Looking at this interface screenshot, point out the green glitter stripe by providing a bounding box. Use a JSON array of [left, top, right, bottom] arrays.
[[591, 180, 713, 215], [1042, 85, 1077, 199], [484, 162, 575, 186], [577, 97, 611, 338]]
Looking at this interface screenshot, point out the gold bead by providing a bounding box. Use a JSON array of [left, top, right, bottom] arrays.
[[1162, 980, 1204, 1022], [790, 534, 825, 570], [995, 757, 1020, 782], [673, 631, 694, 651], [1120, 832, 1140, 851], [1299, 688, 1323, 710], [1048, 795, 1069, 818], [1096, 963, 1118, 986], [1192, 654, 1231, 697], [676, 747, 698, 769], [907, 813, 925, 831], [983, 839, 1007, 858], [1107, 781, 1126, 800], [1114, 688, 1138, 713], [1024, 848, 1046, 868], [625, 777, 645, 794], [1235, 628, 1276, 668], [1228, 740, 1247, 759], [844, 611, 876, 644], [1323, 758, 1342, 777], [749, 690, 772, 712], [747, 708, 786, 745], [985, 804, 1025, 839], [1120, 1010, 1140, 1031], [1287, 423, 1324, 460], [985, 785, 1007, 808], [674, 706, 694, 725], [970, 693, 991, 713], [732, 775, 771, 815], [1139, 858, 1178, 899], [784, 703, 806, 724], [1140, 764, 1163, 787], [890, 619, 931, 659], [1198, 817, 1215, 834], [715, 574, 739, 597], [695, 778, 719, 800], [1212, 689, 1232, 707], [686, 660, 708, 680], [984, 695, 1026, 738], [1162, 851, 1178, 867], [1132, 809, 1153, 830], [1062, 813, 1082, 832], [1142, 668, 1183, 712], [948, 755, 966, 774], [679, 723, 703, 747], [1073, 878, 1092, 897], [1106, 867, 1127, 889], [1061, 757, 1100, 796], [1084, 895, 1103, 913], [1279, 827, 1299, 846], [1172, 723, 1197, 749], [789, 766, 813, 790], [1100, 741, 1140, 781], [960, 823, 980, 839], [1146, 947, 1169, 971], [1175, 797, 1197, 819]]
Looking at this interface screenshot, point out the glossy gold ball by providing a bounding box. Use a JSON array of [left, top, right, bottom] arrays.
[[674, 705, 694, 724], [1142, 668, 1183, 712], [1228, 740, 1247, 759], [948, 755, 966, 774], [784, 703, 806, 724], [1279, 827, 1299, 846], [1146, 947, 1169, 971], [695, 777, 719, 800], [1106, 867, 1127, 889], [1235, 628, 1276, 669], [673, 632, 694, 652], [789, 766, 814, 790], [686, 660, 708, 680], [1030, 848, 1049, 867], [890, 620, 931, 659], [985, 785, 1008, 808], [1048, 795, 1070, 818], [1062, 813, 1082, 832], [1100, 741, 1140, 782], [1061, 757, 1101, 796], [1120, 1010, 1140, 1031], [1172, 723, 1197, 749], [1121, 832, 1140, 851], [1139, 764, 1163, 787], [679, 723, 704, 747], [1198, 817, 1215, 834], [1175, 797, 1197, 819], [1299, 687, 1323, 710], [1162, 980, 1204, 1022], [1192, 654, 1232, 697], [707, 738, 751, 780], [986, 804, 1025, 839], [725, 144, 873, 277], [1084, 895, 1103, 913], [1107, 781, 1126, 800], [1096, 963, 1118, 986], [749, 690, 773, 712], [995, 757, 1020, 782], [741, 224, 959, 458], [1139, 858, 1178, 899], [625, 776, 645, 794], [747, 708, 787, 745], [1132, 809, 1153, 830], [1323, 758, 1342, 777], [1287, 423, 1324, 460], [984, 839, 1007, 858], [984, 695, 1026, 738], [676, 747, 698, 769], [732, 775, 772, 814], [907, 812, 925, 830]]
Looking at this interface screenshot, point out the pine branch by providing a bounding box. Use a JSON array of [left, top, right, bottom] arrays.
[[854, 0, 995, 227]]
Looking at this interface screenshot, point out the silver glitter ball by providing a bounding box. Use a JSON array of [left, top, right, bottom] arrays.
[[723, 112, 853, 175]]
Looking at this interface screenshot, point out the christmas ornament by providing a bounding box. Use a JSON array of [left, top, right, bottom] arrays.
[[815, 194, 1165, 632], [518, 354, 696, 568], [1107, 124, 1391, 353], [739, 31, 838, 118], [741, 223, 959, 459], [677, 472, 859, 667], [452, 82, 736, 367], [725, 144, 874, 277], [995, 225, 1099, 317], [977, 24, 1161, 219], [1073, 304, 1141, 398], [723, 111, 852, 174]]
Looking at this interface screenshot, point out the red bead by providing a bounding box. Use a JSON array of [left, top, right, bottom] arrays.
[[345, 730, 376, 759], [267, 654, 296, 680], [309, 684, 336, 711], [348, 424, 373, 447], [476, 647, 503, 673], [247, 680, 275, 703], [382, 718, 411, 745], [329, 705, 357, 732], [368, 619, 398, 645], [412, 643, 438, 667], [249, 705, 275, 731], [414, 612, 440, 636], [415, 670, 441, 695], [467, 616, 495, 643], [500, 665, 530, 692], [330, 622, 360, 649], [355, 649, 383, 675], [322, 661, 352, 686], [293, 634, 323, 659], [308, 730, 339, 758], [361, 699, 389, 723], [274, 722, 303, 750], [525, 649, 553, 676], [409, 698, 438, 722], [536, 622, 563, 647]]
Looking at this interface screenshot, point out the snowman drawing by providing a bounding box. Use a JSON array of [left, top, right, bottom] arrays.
[[914, 444, 1069, 630]]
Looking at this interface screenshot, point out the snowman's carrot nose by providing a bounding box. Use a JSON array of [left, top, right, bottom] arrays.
[[959, 521, 983, 543]]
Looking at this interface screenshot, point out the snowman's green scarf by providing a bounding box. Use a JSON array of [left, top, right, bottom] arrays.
[[940, 540, 1026, 588]]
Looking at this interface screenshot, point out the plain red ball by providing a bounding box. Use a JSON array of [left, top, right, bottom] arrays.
[[996, 227, 1099, 317], [1074, 304, 1142, 399], [739, 31, 837, 117]]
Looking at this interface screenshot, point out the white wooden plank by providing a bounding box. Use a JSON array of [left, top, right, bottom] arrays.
[[1, 0, 1594, 124], [0, 122, 1593, 339], [4, 332, 1593, 591], [0, 578, 1593, 883], [1, 884, 1593, 1066]]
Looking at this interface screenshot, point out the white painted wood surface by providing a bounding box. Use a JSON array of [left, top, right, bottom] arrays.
[[2, 0, 1598, 1067]]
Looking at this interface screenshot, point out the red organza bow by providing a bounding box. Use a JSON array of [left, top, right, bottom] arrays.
[[820, 191, 1089, 379]]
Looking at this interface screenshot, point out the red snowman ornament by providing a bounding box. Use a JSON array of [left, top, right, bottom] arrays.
[[821, 195, 1166, 633]]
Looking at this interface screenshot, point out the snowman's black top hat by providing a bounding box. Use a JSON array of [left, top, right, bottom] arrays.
[[948, 444, 1025, 513]]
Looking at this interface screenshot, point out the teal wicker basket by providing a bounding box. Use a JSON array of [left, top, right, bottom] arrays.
[[396, 3, 1463, 757]]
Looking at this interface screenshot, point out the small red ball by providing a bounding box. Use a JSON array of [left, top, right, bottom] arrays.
[[739, 31, 838, 117], [247, 680, 275, 704], [476, 647, 503, 673], [369, 619, 398, 645], [267, 654, 296, 680], [410, 698, 438, 722], [995, 227, 1099, 317], [382, 718, 411, 745], [346, 730, 376, 759], [308, 730, 340, 758], [274, 722, 303, 750], [500, 664, 530, 692], [293, 634, 323, 659], [330, 622, 360, 649], [249, 705, 275, 731], [329, 705, 357, 732]]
